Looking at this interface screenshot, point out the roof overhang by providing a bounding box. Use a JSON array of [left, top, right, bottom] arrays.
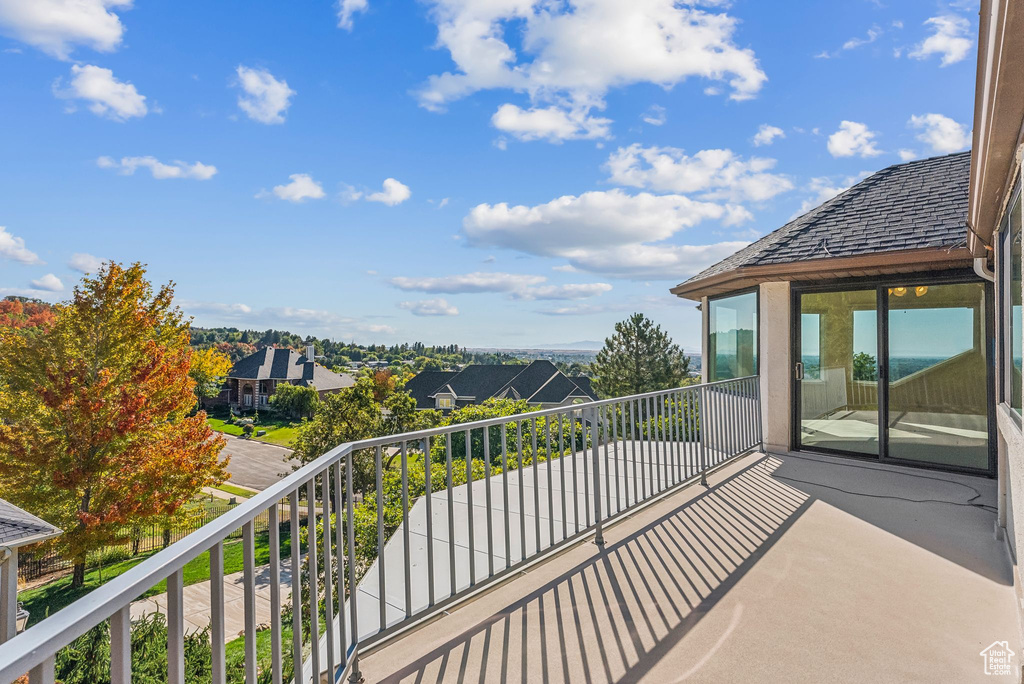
[[670, 246, 974, 300], [968, 0, 1024, 256]]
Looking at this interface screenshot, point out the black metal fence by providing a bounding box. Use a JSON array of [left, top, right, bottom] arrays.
[[17, 501, 291, 582]]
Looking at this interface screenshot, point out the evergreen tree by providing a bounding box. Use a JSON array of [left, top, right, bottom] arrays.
[[591, 313, 690, 398]]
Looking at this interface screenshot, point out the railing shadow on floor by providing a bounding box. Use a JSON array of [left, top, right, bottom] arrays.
[[373, 455, 812, 683]]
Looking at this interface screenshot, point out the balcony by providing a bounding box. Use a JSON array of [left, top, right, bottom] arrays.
[[0, 375, 1014, 683]]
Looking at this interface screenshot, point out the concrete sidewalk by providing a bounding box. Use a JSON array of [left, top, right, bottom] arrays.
[[130, 560, 294, 642]]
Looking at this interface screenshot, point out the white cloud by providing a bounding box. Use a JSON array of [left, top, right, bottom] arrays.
[[827, 120, 881, 158], [178, 300, 253, 315], [909, 15, 971, 66], [398, 298, 459, 316], [605, 144, 793, 203], [366, 178, 411, 206], [898, 148, 917, 161], [908, 113, 970, 153], [178, 300, 396, 339], [416, 0, 766, 135], [751, 124, 784, 147], [55, 64, 147, 121], [96, 155, 217, 180], [337, 0, 368, 30], [642, 105, 666, 126], [842, 24, 882, 51], [491, 104, 610, 142], [235, 65, 295, 124], [0, 226, 42, 264], [390, 272, 546, 294], [68, 252, 104, 272], [463, 189, 747, 279], [510, 283, 612, 300], [722, 204, 754, 226], [263, 173, 325, 202], [438, 197, 449, 208], [29, 273, 63, 291], [0, 0, 131, 59]]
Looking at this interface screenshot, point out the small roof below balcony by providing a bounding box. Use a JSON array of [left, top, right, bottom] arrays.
[[0, 499, 61, 549]]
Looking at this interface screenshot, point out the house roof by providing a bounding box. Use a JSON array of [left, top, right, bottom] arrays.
[[0, 499, 61, 548], [408, 361, 598, 408], [404, 370, 459, 408], [672, 151, 973, 299], [228, 347, 355, 391]]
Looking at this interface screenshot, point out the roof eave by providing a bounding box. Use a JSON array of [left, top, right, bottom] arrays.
[[671, 246, 975, 300]]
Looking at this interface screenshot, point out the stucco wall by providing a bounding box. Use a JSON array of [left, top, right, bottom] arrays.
[[759, 282, 791, 452]]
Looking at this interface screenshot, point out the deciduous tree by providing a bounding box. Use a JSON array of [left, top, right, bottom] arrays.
[[0, 263, 227, 587], [270, 383, 321, 419], [189, 347, 232, 408]]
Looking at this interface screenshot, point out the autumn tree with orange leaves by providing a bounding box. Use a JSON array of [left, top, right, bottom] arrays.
[[0, 263, 227, 587]]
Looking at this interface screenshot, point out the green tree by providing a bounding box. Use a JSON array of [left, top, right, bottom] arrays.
[[270, 383, 321, 419], [591, 313, 690, 398], [852, 352, 877, 381], [188, 347, 232, 409]]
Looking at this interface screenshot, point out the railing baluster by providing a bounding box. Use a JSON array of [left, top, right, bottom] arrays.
[[290, 491, 303, 684], [401, 441, 412, 614], [582, 410, 590, 527], [243, 520, 257, 684], [501, 424, 511, 565], [601, 407, 610, 518], [320, 474, 335, 677], [517, 420, 526, 561], [110, 606, 130, 684], [465, 428, 476, 585], [611, 405, 620, 514], [424, 437, 435, 606], [167, 568, 184, 684], [210, 540, 225, 684], [332, 463, 346, 670], [445, 434, 456, 595], [375, 445, 386, 631], [571, 412, 580, 534], [346, 449, 361, 683], [628, 401, 637, 505], [484, 428, 494, 577], [591, 406, 603, 545], [27, 657, 54, 684], [306, 480, 320, 682], [558, 414, 567, 541], [532, 419, 541, 551], [269, 503, 283, 684], [546, 416, 555, 550]]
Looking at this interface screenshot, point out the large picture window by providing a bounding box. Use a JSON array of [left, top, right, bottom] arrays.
[[708, 290, 758, 381]]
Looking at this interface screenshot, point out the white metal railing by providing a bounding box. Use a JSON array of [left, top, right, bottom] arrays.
[[0, 376, 761, 684]]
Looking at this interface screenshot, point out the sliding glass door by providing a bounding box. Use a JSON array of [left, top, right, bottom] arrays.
[[794, 278, 993, 474], [797, 289, 880, 455]]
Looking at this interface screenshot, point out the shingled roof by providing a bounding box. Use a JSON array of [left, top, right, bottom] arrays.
[[408, 361, 598, 409], [0, 499, 61, 548], [229, 347, 355, 391], [672, 151, 972, 299]]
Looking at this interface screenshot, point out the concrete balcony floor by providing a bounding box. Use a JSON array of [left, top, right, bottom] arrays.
[[357, 451, 1017, 683]]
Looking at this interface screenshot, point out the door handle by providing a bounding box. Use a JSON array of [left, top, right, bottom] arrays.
[[794, 362, 804, 380]]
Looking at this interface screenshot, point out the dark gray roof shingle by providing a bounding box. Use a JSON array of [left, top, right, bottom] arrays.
[[0, 499, 61, 547], [407, 362, 598, 408], [678, 151, 971, 290], [228, 347, 354, 391]]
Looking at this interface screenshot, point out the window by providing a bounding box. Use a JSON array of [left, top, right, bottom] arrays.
[[1003, 186, 1022, 413], [437, 396, 454, 409], [707, 290, 758, 381]]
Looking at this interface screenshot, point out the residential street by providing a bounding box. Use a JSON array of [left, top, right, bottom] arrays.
[[219, 434, 294, 491]]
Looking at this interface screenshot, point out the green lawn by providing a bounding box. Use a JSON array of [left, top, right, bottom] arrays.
[[20, 527, 295, 628], [207, 416, 302, 448], [214, 483, 255, 499]]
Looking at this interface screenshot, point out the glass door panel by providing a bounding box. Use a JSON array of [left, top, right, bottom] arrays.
[[798, 289, 879, 455], [886, 282, 989, 469]]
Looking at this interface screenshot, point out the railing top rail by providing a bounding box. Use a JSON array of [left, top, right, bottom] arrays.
[[0, 374, 758, 680]]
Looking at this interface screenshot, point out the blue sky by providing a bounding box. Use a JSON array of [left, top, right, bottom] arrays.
[[0, 0, 978, 351]]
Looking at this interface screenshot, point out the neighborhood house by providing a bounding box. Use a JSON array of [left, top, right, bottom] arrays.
[[220, 345, 355, 410], [405, 360, 597, 411]]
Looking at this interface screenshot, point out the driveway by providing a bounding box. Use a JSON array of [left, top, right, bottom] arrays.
[[219, 434, 294, 491]]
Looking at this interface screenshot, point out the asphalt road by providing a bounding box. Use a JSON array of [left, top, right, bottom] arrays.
[[219, 434, 294, 491]]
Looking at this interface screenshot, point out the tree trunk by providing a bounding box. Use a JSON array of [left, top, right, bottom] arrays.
[[71, 560, 86, 588], [162, 527, 171, 549]]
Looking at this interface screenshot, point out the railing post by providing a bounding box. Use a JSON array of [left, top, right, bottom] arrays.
[[591, 406, 604, 546], [698, 384, 709, 487]]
